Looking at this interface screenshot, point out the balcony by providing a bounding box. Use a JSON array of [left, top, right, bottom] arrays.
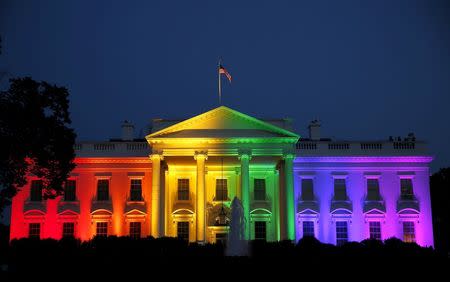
[[172, 191, 195, 212], [330, 199, 353, 212], [91, 197, 113, 212], [250, 194, 272, 211], [363, 200, 386, 213], [297, 200, 319, 213], [23, 200, 46, 213], [397, 196, 420, 213], [58, 200, 80, 214]]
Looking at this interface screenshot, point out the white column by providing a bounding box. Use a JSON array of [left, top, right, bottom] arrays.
[[283, 154, 296, 241], [194, 152, 207, 243], [150, 153, 163, 238], [239, 152, 251, 240]]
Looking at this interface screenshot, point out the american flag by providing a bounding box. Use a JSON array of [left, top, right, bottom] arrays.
[[219, 64, 232, 83]]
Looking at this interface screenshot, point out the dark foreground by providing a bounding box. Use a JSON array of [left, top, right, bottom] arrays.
[[0, 236, 448, 279]]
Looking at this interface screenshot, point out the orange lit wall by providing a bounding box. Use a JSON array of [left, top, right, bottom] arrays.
[[9, 157, 152, 241]]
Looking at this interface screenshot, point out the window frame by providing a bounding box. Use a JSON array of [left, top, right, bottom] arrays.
[[335, 221, 349, 246], [254, 178, 266, 201], [96, 221, 108, 237], [177, 221, 190, 241], [254, 221, 267, 241], [129, 179, 143, 202], [28, 222, 41, 239], [64, 179, 77, 202], [96, 179, 110, 201], [215, 178, 228, 201], [177, 178, 190, 201]]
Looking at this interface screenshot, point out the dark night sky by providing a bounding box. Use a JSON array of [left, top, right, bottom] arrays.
[[1, 0, 450, 174]]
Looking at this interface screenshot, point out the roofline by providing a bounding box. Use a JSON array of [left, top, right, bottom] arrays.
[[146, 106, 300, 140]]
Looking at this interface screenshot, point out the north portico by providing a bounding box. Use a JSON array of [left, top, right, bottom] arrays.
[[146, 106, 299, 243]]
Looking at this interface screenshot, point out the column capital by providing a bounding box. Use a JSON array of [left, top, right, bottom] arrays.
[[149, 153, 164, 161], [282, 153, 295, 161], [194, 151, 208, 161], [238, 149, 252, 161]]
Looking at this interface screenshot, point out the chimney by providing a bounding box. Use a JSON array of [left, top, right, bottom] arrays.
[[121, 120, 134, 141], [308, 119, 321, 140]]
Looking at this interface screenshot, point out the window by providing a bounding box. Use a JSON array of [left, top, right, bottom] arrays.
[[366, 179, 381, 201], [369, 221, 381, 240], [129, 222, 141, 239], [62, 222, 75, 237], [130, 179, 142, 201], [97, 180, 109, 201], [400, 179, 414, 200], [254, 179, 266, 201], [336, 221, 348, 246], [30, 180, 43, 202], [334, 179, 347, 201], [96, 222, 108, 237], [254, 221, 266, 241], [301, 179, 314, 201], [177, 179, 189, 201], [177, 222, 189, 241], [403, 221, 415, 243], [302, 221, 315, 237], [28, 223, 40, 238], [64, 180, 76, 201], [215, 179, 228, 201]]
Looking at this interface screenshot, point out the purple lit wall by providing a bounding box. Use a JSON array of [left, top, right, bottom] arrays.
[[293, 156, 434, 247]]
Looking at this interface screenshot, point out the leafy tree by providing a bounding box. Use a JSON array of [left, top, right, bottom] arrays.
[[0, 77, 76, 214], [430, 168, 450, 254]]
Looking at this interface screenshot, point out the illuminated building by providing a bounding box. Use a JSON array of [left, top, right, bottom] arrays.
[[9, 106, 434, 246]]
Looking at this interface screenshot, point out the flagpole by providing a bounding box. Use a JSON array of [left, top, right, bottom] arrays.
[[218, 59, 222, 105]]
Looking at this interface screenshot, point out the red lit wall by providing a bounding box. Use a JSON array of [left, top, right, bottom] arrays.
[[9, 157, 152, 241]]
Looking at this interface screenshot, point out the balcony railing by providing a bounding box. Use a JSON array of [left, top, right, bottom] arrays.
[[296, 140, 427, 156], [74, 141, 150, 157]]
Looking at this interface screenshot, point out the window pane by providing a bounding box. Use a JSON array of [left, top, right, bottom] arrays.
[[177, 179, 189, 201], [30, 180, 43, 202], [130, 179, 142, 201], [215, 179, 228, 201], [367, 179, 380, 200], [64, 180, 76, 201], [301, 179, 314, 201], [129, 222, 141, 239], [254, 179, 266, 201], [96, 222, 108, 237], [403, 222, 415, 243], [369, 221, 381, 240], [28, 223, 40, 238], [97, 180, 109, 201], [400, 179, 414, 200], [177, 222, 189, 241], [336, 221, 348, 246], [254, 221, 266, 241], [302, 221, 315, 237], [334, 179, 347, 201], [62, 222, 75, 237]]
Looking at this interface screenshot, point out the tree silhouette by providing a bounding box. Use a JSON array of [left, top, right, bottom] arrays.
[[0, 77, 76, 214], [430, 168, 450, 254]]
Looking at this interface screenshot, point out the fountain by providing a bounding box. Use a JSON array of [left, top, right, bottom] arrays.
[[226, 196, 248, 256]]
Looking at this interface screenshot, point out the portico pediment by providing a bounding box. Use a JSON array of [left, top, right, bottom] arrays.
[[146, 106, 299, 143]]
